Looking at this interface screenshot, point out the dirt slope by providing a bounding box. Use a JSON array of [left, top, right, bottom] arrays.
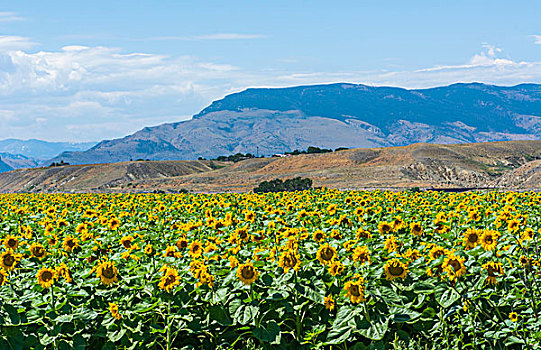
[[0, 141, 540, 193]]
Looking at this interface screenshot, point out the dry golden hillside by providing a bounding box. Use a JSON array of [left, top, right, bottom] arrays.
[[0, 140, 540, 193]]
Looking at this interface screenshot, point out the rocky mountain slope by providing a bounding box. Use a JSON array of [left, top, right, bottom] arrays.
[[3, 140, 540, 193], [0, 153, 39, 171], [47, 83, 541, 165]]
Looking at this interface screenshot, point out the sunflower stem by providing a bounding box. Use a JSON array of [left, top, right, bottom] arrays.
[[166, 297, 172, 350]]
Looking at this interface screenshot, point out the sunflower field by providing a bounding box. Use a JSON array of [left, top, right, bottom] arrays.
[[0, 190, 540, 349]]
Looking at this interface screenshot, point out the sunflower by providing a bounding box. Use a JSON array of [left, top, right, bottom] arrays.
[[57, 219, 69, 229], [463, 228, 481, 249], [62, 235, 80, 253], [144, 244, 155, 256], [278, 250, 301, 273], [108, 218, 121, 231], [229, 255, 239, 268], [384, 235, 398, 253], [0, 250, 20, 271], [313, 230, 326, 242], [328, 260, 344, 276], [519, 255, 531, 267], [186, 241, 202, 258], [176, 237, 188, 250], [378, 221, 393, 234], [482, 261, 504, 285], [392, 217, 405, 231], [403, 248, 421, 261], [109, 302, 122, 320], [163, 245, 180, 258], [316, 243, 337, 266], [509, 312, 518, 322], [36, 267, 56, 288], [442, 254, 466, 280], [30, 242, 47, 259], [356, 228, 372, 240], [344, 278, 366, 303], [120, 235, 134, 249], [96, 260, 119, 285], [236, 261, 258, 285], [507, 219, 520, 233], [428, 245, 446, 260], [327, 204, 337, 216], [409, 222, 423, 236], [235, 227, 250, 242], [3, 235, 19, 250], [0, 269, 7, 286], [384, 259, 408, 281], [244, 210, 256, 223], [520, 228, 534, 242], [158, 266, 181, 292], [480, 230, 499, 251], [75, 223, 87, 234], [55, 263, 72, 283], [324, 295, 335, 311], [352, 246, 371, 265]]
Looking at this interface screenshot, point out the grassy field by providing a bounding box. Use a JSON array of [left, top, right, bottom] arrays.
[[0, 190, 540, 349]]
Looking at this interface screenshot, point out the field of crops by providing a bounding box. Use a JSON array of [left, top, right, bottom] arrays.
[[0, 190, 540, 349]]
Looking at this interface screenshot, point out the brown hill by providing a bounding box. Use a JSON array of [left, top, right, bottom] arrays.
[[0, 160, 225, 193], [0, 140, 540, 193]]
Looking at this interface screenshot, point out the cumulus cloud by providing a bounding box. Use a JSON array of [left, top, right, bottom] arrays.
[[533, 35, 541, 44], [0, 42, 540, 142]]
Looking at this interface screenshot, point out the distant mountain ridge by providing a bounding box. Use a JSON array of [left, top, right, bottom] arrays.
[[0, 139, 96, 160], [0, 153, 38, 171], [47, 82, 541, 165]]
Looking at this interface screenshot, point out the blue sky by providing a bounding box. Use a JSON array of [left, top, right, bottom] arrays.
[[0, 0, 540, 142]]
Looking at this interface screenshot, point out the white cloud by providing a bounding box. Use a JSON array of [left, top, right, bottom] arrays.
[[0, 35, 36, 50], [533, 35, 541, 44], [0, 42, 540, 142], [0, 12, 24, 23]]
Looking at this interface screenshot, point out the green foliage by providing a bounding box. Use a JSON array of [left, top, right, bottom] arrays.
[[253, 177, 313, 193]]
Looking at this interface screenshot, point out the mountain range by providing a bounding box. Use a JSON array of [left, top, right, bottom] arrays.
[[0, 139, 96, 160], [0, 139, 96, 173], [45, 82, 541, 166]]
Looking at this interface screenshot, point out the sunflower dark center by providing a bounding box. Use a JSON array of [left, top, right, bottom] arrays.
[[165, 275, 175, 286], [321, 248, 334, 261], [7, 239, 17, 247], [449, 259, 461, 272], [284, 255, 297, 268], [33, 246, 45, 257], [487, 266, 499, 277], [3, 254, 14, 267], [102, 266, 116, 279], [389, 265, 404, 276], [42, 271, 53, 282], [349, 285, 361, 296], [433, 250, 444, 259], [468, 233, 478, 243], [241, 266, 254, 280], [67, 239, 76, 248]]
